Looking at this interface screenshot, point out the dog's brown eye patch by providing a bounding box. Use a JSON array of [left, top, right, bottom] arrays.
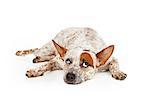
[[80, 52, 93, 68]]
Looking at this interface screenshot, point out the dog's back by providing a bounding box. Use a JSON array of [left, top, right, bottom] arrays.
[[54, 27, 106, 53]]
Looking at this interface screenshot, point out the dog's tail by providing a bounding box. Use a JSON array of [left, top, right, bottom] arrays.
[[15, 48, 38, 56]]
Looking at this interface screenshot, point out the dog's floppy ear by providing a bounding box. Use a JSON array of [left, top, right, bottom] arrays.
[[52, 40, 67, 57], [96, 45, 114, 67]]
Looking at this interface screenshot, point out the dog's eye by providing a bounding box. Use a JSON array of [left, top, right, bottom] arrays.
[[82, 61, 89, 68], [65, 58, 72, 64]]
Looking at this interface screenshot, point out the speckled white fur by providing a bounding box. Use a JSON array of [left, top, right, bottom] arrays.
[[17, 27, 127, 84]]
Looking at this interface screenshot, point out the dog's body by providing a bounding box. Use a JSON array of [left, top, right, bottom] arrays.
[[16, 27, 127, 84]]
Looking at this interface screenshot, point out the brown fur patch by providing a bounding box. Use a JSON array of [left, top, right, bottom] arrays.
[[80, 52, 93, 67], [52, 40, 67, 57]]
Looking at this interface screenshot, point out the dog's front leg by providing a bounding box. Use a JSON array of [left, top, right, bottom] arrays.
[[108, 59, 127, 80], [32, 53, 56, 63], [26, 61, 62, 78]]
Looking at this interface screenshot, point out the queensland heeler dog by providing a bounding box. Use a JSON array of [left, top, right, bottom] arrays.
[[16, 27, 127, 84]]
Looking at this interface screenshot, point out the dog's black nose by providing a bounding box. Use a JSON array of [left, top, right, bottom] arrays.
[[66, 73, 76, 82]]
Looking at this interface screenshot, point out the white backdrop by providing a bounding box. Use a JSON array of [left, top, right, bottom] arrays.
[[0, 0, 150, 100]]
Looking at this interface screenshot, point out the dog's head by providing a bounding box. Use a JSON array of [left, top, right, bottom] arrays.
[[52, 40, 114, 84]]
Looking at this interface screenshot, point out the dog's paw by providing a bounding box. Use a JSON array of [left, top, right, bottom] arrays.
[[16, 50, 24, 56], [25, 70, 44, 78], [33, 56, 40, 63], [112, 71, 127, 80]]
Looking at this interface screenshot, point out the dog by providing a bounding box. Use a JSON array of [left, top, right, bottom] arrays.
[[16, 27, 127, 84]]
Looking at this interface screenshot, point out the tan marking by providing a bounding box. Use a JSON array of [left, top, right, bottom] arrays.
[[111, 71, 127, 80], [16, 48, 38, 56], [80, 52, 93, 67]]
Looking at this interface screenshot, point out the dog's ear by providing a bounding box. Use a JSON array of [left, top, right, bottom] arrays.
[[52, 40, 67, 57], [96, 45, 114, 67]]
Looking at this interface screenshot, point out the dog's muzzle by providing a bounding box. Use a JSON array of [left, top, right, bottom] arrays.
[[64, 68, 82, 84]]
